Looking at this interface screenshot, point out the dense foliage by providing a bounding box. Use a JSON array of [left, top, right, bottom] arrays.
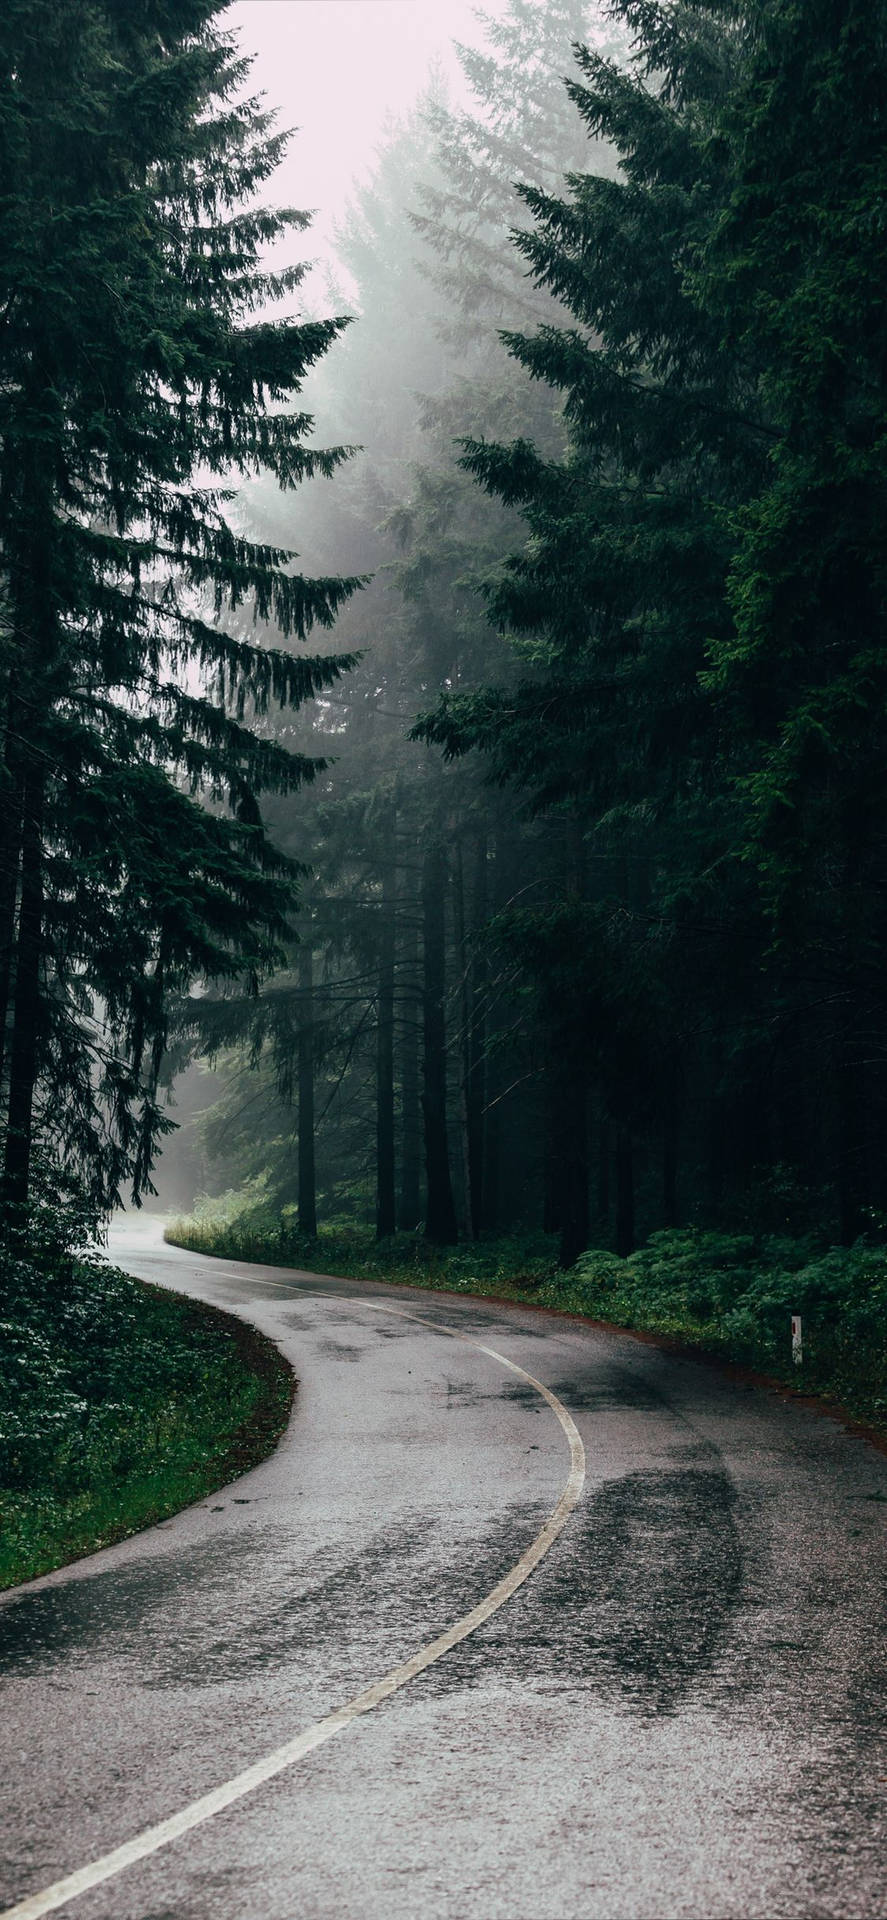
[[413, 0, 887, 1258]]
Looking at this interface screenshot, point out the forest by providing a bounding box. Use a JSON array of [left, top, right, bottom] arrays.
[[2, 0, 887, 1578]]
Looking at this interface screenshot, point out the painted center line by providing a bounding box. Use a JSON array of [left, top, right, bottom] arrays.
[[2, 1292, 586, 1920]]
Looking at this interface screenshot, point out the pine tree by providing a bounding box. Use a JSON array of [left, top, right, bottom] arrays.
[[0, 0, 362, 1226], [414, 0, 618, 350], [695, 0, 887, 1236], [416, 2, 767, 1257]]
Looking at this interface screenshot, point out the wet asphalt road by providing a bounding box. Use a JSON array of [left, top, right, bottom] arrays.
[[1, 1221, 886, 1920]]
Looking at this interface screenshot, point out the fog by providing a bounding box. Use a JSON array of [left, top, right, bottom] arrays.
[[147, 0, 605, 1228], [229, 0, 512, 282]]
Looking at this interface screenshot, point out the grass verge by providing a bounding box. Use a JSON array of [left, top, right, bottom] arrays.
[[165, 1213, 887, 1443], [0, 1253, 294, 1591]]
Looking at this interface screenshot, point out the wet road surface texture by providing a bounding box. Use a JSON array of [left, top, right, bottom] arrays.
[[1, 1217, 886, 1919]]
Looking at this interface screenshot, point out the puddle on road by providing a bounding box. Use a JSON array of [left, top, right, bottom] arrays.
[[280, 1306, 415, 1341], [147, 1517, 447, 1689], [414, 1311, 543, 1341]]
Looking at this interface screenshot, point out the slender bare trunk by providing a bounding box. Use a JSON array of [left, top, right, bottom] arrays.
[[3, 763, 45, 1213], [397, 887, 422, 1230], [298, 931, 316, 1238], [422, 837, 457, 1246], [375, 817, 396, 1239], [615, 1124, 635, 1257], [556, 1065, 590, 1269], [0, 754, 23, 1100], [597, 1110, 610, 1227], [662, 1069, 678, 1228], [466, 832, 487, 1236]]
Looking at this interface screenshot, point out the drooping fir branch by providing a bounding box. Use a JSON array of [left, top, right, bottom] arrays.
[[0, 0, 365, 1222]]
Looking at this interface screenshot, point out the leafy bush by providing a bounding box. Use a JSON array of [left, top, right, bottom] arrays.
[[570, 1229, 887, 1417]]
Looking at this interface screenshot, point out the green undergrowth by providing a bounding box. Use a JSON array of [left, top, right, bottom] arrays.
[[0, 1246, 294, 1590], [166, 1206, 559, 1296], [569, 1232, 887, 1434], [166, 1209, 887, 1438]]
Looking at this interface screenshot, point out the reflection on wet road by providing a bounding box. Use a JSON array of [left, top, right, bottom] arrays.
[[1, 1218, 886, 1920]]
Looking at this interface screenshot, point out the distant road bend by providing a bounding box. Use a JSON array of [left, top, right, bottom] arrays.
[[0, 1218, 885, 1920]]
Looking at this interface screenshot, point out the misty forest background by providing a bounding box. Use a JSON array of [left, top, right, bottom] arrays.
[[163, 0, 887, 1270], [3, 0, 887, 1478]]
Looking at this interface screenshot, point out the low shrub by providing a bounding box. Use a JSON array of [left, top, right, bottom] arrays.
[[0, 1241, 292, 1589], [166, 1209, 559, 1297], [569, 1229, 887, 1419]]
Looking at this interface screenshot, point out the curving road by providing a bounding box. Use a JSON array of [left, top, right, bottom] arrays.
[[1, 1218, 886, 1920]]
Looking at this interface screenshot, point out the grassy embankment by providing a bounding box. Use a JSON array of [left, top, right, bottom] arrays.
[[0, 1248, 294, 1590], [166, 1207, 887, 1441]]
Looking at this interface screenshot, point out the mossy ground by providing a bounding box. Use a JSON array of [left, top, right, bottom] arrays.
[[0, 1256, 294, 1591]]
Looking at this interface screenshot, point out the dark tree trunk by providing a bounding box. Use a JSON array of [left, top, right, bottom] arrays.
[[737, 1052, 771, 1192], [481, 809, 523, 1235], [837, 1036, 867, 1246], [454, 844, 473, 1237], [466, 832, 488, 1235], [397, 909, 422, 1231], [298, 933, 317, 1238], [454, 838, 487, 1238], [422, 837, 458, 1245], [0, 758, 22, 1100], [708, 1082, 728, 1210], [597, 1111, 610, 1227], [556, 1065, 590, 1270], [662, 1072, 678, 1228], [544, 1076, 564, 1233], [3, 765, 45, 1212], [615, 1124, 635, 1257], [483, 1093, 500, 1234], [833, 839, 870, 1243], [375, 823, 396, 1240], [663, 1126, 678, 1229], [543, 1136, 561, 1234]]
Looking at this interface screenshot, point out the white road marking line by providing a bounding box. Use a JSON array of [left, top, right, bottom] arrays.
[[1, 1293, 585, 1920]]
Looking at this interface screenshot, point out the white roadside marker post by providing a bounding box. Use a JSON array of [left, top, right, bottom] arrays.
[[791, 1313, 803, 1367]]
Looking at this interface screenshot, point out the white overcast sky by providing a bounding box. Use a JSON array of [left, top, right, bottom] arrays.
[[229, 0, 510, 267]]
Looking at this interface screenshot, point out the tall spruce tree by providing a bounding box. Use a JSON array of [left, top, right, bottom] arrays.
[[0, 0, 361, 1227], [697, 0, 887, 1236], [417, 0, 887, 1248], [416, 2, 767, 1260]]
